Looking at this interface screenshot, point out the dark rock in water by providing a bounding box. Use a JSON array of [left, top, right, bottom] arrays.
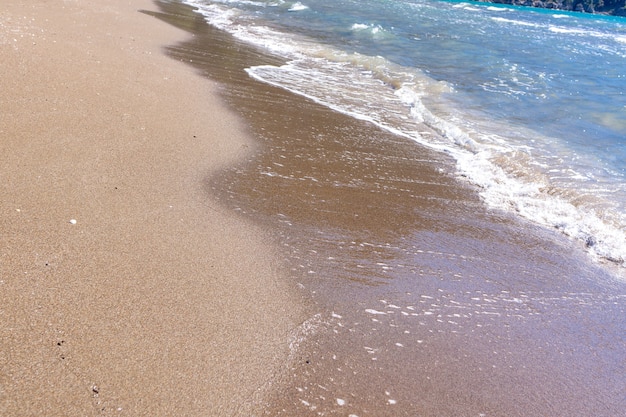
[[476, 0, 626, 16]]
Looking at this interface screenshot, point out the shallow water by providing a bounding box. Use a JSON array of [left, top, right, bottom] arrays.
[[184, 0, 626, 266]]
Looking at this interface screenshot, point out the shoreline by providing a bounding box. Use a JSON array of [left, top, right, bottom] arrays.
[[3, 0, 624, 415], [169, 0, 626, 273], [1, 1, 306, 415], [152, 1, 626, 415]]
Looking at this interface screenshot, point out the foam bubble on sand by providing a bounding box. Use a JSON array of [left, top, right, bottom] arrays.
[[288, 313, 322, 353], [336, 398, 346, 406], [365, 309, 387, 315], [300, 399, 317, 411]]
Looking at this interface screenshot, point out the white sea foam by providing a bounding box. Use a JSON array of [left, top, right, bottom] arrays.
[[351, 23, 369, 31], [351, 23, 382, 34], [491, 17, 543, 28], [288, 2, 308, 11], [454, 3, 481, 11], [247, 57, 626, 266], [548, 25, 622, 47], [548, 26, 589, 35]]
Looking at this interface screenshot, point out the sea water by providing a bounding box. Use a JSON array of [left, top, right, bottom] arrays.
[[183, 0, 626, 266]]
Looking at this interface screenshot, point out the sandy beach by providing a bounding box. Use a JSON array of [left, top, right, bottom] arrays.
[[0, 1, 305, 415], [3, 0, 625, 416]]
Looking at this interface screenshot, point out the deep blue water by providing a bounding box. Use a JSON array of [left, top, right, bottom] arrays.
[[184, 0, 626, 265]]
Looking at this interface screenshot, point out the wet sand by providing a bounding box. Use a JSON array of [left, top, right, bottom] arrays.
[[152, 1, 626, 416], [0, 1, 306, 415]]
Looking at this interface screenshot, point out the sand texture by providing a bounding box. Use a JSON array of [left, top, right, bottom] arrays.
[[0, 1, 304, 415]]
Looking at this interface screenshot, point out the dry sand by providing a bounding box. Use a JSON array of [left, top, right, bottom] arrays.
[[0, 1, 305, 415]]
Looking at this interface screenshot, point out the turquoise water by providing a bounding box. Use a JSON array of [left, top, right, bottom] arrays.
[[184, 0, 626, 265]]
